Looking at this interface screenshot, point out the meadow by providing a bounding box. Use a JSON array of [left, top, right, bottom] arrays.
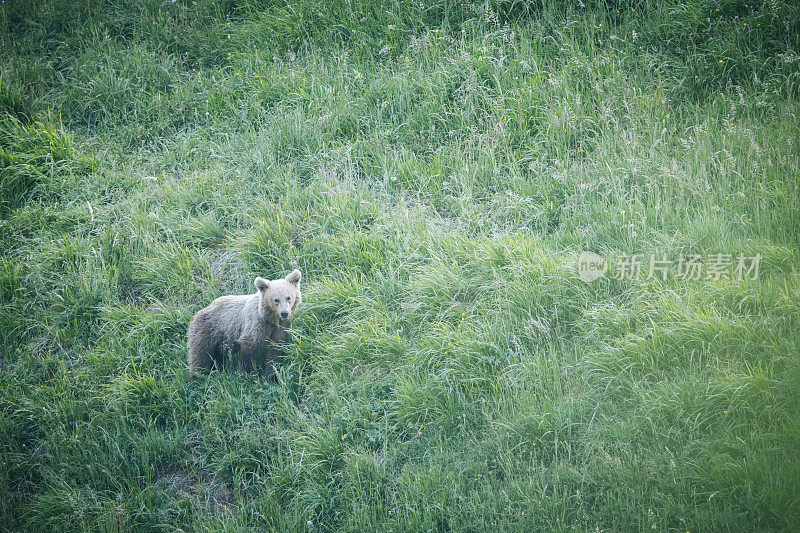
[[1, 0, 799, 530]]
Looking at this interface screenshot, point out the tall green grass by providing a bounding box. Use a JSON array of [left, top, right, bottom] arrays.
[[1, 0, 799, 530]]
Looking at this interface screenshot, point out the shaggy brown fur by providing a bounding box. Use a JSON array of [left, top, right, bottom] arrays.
[[187, 269, 301, 379]]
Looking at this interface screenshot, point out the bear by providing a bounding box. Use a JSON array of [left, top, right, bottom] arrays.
[[187, 269, 301, 379]]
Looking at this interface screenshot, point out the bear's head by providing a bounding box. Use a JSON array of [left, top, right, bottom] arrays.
[[254, 269, 302, 325]]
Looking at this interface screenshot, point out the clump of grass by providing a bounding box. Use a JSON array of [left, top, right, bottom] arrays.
[[0, 76, 33, 121], [0, 113, 76, 216]]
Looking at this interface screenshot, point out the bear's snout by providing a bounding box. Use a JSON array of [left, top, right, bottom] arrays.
[[280, 311, 289, 319]]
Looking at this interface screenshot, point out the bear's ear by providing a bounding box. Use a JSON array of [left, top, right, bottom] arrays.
[[285, 269, 301, 286], [254, 277, 270, 292]]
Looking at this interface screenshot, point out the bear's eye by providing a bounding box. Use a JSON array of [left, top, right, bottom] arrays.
[[286, 297, 291, 301], [273, 298, 279, 303]]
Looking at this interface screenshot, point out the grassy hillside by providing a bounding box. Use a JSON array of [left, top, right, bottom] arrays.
[[1, 0, 799, 530]]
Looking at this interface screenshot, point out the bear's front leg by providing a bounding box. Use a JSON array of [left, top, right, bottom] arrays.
[[235, 337, 261, 374], [263, 325, 288, 382], [262, 344, 284, 382]]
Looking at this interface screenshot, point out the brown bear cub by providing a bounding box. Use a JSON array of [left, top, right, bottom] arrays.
[[187, 269, 301, 379]]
